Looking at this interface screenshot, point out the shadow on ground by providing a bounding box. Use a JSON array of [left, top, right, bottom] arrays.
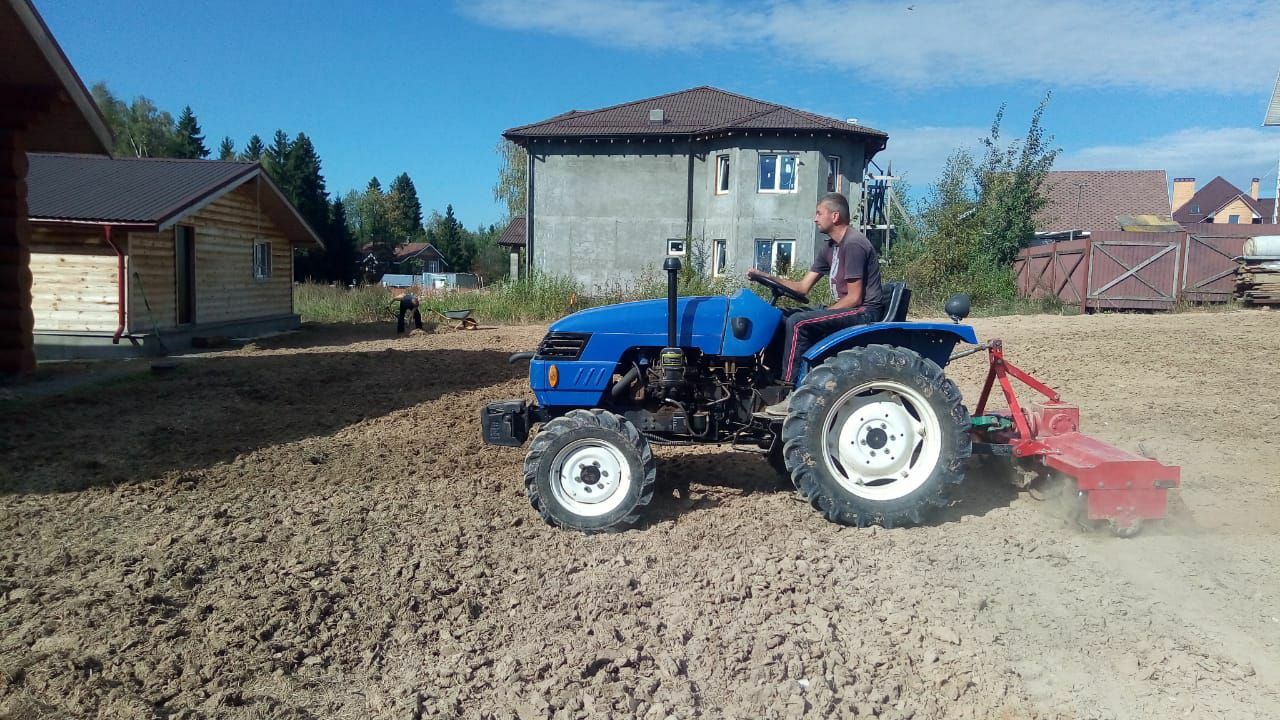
[[0, 346, 521, 494]]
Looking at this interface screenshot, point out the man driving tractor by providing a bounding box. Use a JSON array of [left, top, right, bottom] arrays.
[[747, 192, 884, 417]]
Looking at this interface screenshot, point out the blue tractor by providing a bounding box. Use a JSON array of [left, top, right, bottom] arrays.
[[481, 258, 978, 533]]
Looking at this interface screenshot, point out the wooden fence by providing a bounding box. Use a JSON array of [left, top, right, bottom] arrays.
[[1015, 228, 1276, 310]]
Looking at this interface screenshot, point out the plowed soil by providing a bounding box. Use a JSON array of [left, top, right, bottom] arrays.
[[2, 311, 1278, 720]]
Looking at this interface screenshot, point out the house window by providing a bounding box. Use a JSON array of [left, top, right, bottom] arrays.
[[758, 154, 798, 192], [1190, 204, 1200, 214], [715, 155, 730, 195], [712, 239, 727, 277], [826, 156, 841, 192], [667, 239, 687, 256], [754, 239, 795, 274], [253, 240, 272, 279], [426, 259, 443, 273]]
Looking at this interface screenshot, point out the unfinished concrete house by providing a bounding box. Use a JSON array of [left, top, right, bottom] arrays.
[[503, 87, 888, 291]]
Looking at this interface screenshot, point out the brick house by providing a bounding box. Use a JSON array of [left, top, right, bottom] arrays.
[[1172, 176, 1278, 225]]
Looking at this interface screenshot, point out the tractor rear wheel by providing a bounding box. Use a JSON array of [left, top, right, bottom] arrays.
[[523, 409, 656, 533], [782, 344, 970, 528]]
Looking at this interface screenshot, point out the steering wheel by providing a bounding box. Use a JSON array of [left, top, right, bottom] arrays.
[[751, 273, 809, 305]]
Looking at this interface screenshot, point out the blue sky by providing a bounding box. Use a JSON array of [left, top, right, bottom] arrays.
[[36, 0, 1280, 227]]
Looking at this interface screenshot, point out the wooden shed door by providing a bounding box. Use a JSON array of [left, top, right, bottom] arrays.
[[176, 226, 196, 324]]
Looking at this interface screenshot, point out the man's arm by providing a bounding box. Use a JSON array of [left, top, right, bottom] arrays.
[[828, 279, 863, 309], [746, 267, 822, 296]]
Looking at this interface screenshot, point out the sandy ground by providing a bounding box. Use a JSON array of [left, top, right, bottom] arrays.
[[1, 310, 1278, 720]]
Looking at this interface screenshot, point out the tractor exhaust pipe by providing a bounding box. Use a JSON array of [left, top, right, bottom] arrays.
[[663, 257, 680, 347], [660, 257, 685, 393]]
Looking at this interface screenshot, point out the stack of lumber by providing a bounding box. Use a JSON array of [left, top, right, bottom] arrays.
[[1237, 259, 1280, 306]]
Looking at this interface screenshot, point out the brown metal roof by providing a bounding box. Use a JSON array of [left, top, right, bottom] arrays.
[[27, 153, 322, 246], [498, 216, 525, 247], [1034, 170, 1170, 232], [394, 242, 447, 265], [504, 86, 887, 146]]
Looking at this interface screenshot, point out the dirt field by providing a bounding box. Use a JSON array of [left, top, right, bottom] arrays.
[[2, 310, 1278, 720]]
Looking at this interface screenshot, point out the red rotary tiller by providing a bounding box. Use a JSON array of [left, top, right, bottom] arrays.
[[963, 340, 1180, 537]]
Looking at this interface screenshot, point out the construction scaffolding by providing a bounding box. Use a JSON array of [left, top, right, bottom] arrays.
[[858, 160, 906, 255]]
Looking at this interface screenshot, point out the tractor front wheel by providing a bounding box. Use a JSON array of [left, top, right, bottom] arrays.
[[782, 344, 970, 528], [523, 409, 657, 533]]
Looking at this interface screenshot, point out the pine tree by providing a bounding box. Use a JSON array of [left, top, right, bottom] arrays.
[[387, 172, 424, 242], [428, 204, 471, 271], [240, 134, 265, 162], [285, 133, 329, 240], [218, 137, 236, 160], [263, 130, 293, 191], [326, 198, 358, 284], [172, 106, 209, 158]]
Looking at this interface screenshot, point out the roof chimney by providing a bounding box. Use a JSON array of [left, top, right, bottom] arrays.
[[1251, 177, 1260, 200], [649, 108, 664, 124], [845, 117, 859, 125], [1172, 177, 1196, 214]]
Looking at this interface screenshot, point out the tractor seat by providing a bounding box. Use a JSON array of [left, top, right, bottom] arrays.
[[880, 282, 911, 323]]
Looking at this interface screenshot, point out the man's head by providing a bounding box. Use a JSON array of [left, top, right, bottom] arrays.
[[814, 192, 851, 234]]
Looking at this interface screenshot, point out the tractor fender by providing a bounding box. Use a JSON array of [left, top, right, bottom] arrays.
[[799, 322, 978, 380]]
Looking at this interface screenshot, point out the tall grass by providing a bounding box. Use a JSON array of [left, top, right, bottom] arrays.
[[294, 282, 397, 323]]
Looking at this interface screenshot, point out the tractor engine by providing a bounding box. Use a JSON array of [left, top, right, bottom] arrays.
[[611, 348, 760, 442]]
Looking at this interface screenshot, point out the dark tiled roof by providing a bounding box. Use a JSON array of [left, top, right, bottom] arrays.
[[504, 86, 887, 144], [27, 153, 258, 225], [1034, 170, 1170, 232], [1259, 198, 1277, 222], [394, 242, 446, 264], [498, 216, 525, 247]]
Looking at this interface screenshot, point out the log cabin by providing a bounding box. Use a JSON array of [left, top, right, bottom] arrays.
[[26, 153, 322, 358]]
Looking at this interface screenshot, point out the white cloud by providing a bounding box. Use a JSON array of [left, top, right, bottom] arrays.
[[461, 0, 1280, 92], [872, 125, 987, 191], [1059, 127, 1280, 194]]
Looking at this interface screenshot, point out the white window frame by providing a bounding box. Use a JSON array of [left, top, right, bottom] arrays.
[[715, 154, 730, 195], [758, 153, 799, 193], [667, 239, 687, 256], [754, 239, 796, 273], [826, 155, 841, 193], [711, 239, 727, 277], [1227, 214, 1240, 224], [253, 240, 272, 280]]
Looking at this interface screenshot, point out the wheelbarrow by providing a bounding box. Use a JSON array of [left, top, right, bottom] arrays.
[[433, 308, 478, 330]]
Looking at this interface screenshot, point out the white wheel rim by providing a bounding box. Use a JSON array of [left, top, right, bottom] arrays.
[[549, 439, 632, 518], [821, 380, 943, 501]]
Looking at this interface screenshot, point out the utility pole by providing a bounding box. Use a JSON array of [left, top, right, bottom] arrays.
[[1264, 70, 1280, 223]]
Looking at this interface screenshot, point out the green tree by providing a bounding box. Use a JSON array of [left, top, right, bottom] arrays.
[[358, 177, 395, 262], [263, 130, 293, 191], [217, 136, 236, 160], [492, 140, 528, 221], [974, 94, 1059, 265], [90, 82, 176, 158], [285, 133, 329, 234], [470, 223, 510, 283], [240, 134, 265, 162], [326, 198, 358, 284], [427, 204, 470, 271], [387, 172, 424, 242], [172, 105, 209, 158]]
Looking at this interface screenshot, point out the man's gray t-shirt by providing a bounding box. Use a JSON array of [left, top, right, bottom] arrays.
[[810, 229, 882, 310]]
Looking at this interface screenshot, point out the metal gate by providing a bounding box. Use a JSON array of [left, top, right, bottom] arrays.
[[1180, 233, 1248, 303], [1085, 232, 1182, 311]]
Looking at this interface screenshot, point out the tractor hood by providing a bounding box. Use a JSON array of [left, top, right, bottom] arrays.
[[550, 296, 729, 355], [547, 289, 783, 359]]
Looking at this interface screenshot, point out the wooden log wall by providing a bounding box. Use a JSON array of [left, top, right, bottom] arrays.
[[29, 225, 118, 332], [128, 182, 294, 331]]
